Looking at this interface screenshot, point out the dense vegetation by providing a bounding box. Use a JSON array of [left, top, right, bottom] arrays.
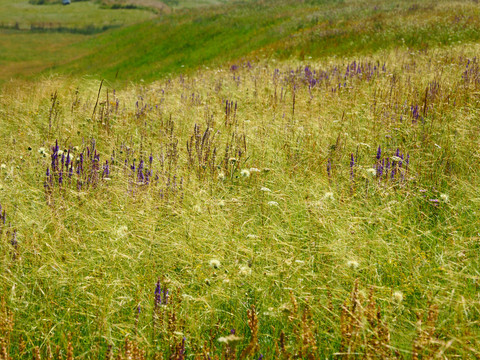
[[1, 0, 480, 359]]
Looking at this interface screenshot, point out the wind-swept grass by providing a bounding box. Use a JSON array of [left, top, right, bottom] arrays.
[[1, 38, 480, 357]]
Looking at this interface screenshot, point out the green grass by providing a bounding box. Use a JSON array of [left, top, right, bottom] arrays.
[[45, 0, 480, 84], [0, 0, 155, 29], [165, 0, 233, 8], [0, 32, 86, 80], [2, 41, 480, 357], [0, 0, 156, 81], [4, 0, 480, 84], [1, 0, 480, 358]]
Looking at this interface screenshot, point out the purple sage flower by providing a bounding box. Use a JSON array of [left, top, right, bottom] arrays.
[[11, 230, 17, 248], [350, 153, 355, 179], [154, 280, 162, 307]]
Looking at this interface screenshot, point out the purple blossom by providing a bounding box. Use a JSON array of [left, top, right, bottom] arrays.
[[377, 163, 383, 177], [137, 160, 144, 183], [154, 280, 162, 307], [103, 161, 110, 178], [11, 230, 17, 248], [164, 289, 169, 305], [350, 153, 355, 179]]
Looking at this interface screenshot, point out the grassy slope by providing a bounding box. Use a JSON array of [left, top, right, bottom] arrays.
[[0, 0, 157, 81], [46, 0, 480, 84], [3, 0, 480, 83], [1, 0, 480, 358]]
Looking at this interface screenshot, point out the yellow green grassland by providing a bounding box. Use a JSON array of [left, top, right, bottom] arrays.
[[1, 0, 480, 359]]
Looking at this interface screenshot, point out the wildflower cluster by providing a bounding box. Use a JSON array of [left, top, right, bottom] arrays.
[[279, 60, 387, 94], [374, 146, 410, 182], [44, 139, 110, 194], [0, 204, 18, 260]]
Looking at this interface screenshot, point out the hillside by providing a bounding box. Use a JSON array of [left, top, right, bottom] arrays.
[[3, 0, 480, 83], [47, 0, 480, 82], [1, 0, 480, 358]]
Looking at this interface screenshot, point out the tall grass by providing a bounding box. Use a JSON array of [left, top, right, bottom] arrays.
[[1, 39, 480, 357]]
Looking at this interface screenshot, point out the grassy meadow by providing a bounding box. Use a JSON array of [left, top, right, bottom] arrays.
[[1, 0, 480, 359]]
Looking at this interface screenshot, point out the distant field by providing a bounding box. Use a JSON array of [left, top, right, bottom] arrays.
[[53, 0, 480, 83], [0, 0, 156, 29], [0, 0, 243, 81], [0, 0, 155, 81], [0, 31, 87, 81], [165, 0, 234, 8]]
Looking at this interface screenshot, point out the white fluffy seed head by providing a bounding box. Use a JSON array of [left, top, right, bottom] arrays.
[[324, 192, 335, 200], [347, 260, 359, 269], [209, 259, 221, 269], [239, 265, 252, 276], [393, 291, 404, 303], [240, 169, 250, 178]]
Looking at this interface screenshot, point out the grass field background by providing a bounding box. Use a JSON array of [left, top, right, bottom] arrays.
[[1, 0, 480, 359]]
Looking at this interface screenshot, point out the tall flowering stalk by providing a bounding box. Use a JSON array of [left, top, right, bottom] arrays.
[[350, 153, 355, 181], [44, 139, 111, 200], [374, 146, 410, 183]]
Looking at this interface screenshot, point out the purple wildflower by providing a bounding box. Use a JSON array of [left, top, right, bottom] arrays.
[[103, 161, 110, 178], [350, 153, 355, 179], [137, 160, 144, 183], [377, 161, 383, 177], [11, 230, 17, 248], [154, 280, 162, 307]]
